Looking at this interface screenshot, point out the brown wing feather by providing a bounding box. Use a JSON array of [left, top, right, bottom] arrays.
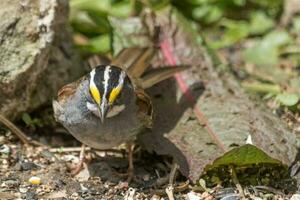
[[112, 47, 155, 78], [127, 48, 155, 78], [141, 65, 190, 89], [111, 47, 145, 70], [135, 88, 153, 128]]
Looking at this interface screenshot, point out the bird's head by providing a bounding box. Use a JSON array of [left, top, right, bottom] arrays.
[[87, 65, 132, 123]]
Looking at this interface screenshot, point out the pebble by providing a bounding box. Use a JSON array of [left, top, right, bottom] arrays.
[[0, 136, 5, 144], [26, 190, 38, 200], [0, 144, 10, 154], [19, 187, 28, 193], [187, 191, 201, 200], [21, 161, 39, 171], [291, 194, 300, 200], [4, 179, 19, 187]]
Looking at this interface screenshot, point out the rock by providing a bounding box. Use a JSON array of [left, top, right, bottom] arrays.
[[0, 0, 85, 120], [0, 144, 10, 154], [20, 161, 39, 171], [187, 191, 202, 200], [25, 190, 38, 200], [291, 194, 300, 200], [3, 179, 19, 188]]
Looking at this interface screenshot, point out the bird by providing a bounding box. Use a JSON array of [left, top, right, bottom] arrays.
[[53, 47, 188, 182]]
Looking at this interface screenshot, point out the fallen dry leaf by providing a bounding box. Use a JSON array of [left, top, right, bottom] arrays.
[[110, 7, 299, 183]]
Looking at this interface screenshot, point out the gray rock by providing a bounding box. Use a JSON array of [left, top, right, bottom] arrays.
[[0, 0, 85, 120]]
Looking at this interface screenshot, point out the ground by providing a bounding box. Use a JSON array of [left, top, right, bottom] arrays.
[[0, 107, 299, 199]]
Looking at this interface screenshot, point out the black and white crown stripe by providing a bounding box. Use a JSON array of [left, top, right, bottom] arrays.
[[89, 65, 127, 105]]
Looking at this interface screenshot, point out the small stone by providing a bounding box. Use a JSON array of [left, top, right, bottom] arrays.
[[19, 187, 28, 193], [294, 125, 300, 133], [0, 144, 10, 154], [291, 194, 300, 200], [0, 136, 5, 144], [187, 191, 201, 200], [54, 179, 65, 188], [75, 165, 90, 182], [62, 155, 79, 163], [4, 179, 19, 188], [29, 176, 41, 185], [26, 190, 38, 200], [40, 149, 55, 161], [70, 192, 79, 198], [150, 194, 160, 200], [21, 161, 39, 171], [13, 163, 22, 171]]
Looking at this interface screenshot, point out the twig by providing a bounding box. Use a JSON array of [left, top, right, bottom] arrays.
[[153, 180, 189, 195], [0, 114, 30, 145], [165, 185, 175, 200], [230, 165, 245, 199], [169, 161, 179, 185], [174, 180, 189, 193], [164, 161, 185, 198], [253, 186, 285, 196], [49, 146, 92, 153], [49, 146, 125, 156]]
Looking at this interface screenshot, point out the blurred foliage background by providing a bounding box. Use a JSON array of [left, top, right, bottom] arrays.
[[69, 0, 300, 112]]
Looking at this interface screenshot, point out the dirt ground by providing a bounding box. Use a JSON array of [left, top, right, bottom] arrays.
[[0, 112, 299, 200]]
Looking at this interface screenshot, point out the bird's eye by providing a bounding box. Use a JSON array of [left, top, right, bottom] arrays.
[[109, 86, 122, 104]]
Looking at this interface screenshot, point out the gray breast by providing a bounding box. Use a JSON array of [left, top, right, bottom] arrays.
[[54, 80, 145, 149]]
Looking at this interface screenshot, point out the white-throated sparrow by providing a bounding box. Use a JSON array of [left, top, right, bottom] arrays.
[[53, 48, 188, 181]]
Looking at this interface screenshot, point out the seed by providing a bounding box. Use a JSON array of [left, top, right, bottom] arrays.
[[28, 176, 41, 185]]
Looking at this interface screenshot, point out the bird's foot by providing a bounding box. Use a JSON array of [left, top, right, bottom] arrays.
[[71, 144, 86, 176]]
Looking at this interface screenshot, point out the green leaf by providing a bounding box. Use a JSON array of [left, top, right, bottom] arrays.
[[292, 16, 300, 35], [22, 113, 32, 126], [192, 5, 211, 20], [275, 93, 300, 106], [77, 35, 110, 53], [70, 0, 110, 13], [149, 0, 170, 10], [233, 0, 246, 6], [242, 82, 281, 94], [70, 11, 109, 35], [184, 0, 210, 5], [208, 144, 281, 169], [243, 30, 291, 67], [192, 5, 223, 24], [70, 0, 133, 18], [210, 20, 249, 48], [249, 11, 274, 35], [110, 0, 134, 18], [264, 30, 292, 47], [21, 113, 43, 128]]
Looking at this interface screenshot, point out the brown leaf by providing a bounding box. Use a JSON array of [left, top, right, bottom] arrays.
[[110, 8, 299, 183]]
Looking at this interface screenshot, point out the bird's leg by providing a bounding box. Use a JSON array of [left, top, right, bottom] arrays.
[[111, 143, 135, 184], [71, 144, 86, 175], [126, 142, 134, 183]]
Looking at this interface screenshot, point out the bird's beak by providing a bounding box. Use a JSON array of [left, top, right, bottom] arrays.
[[98, 104, 108, 124]]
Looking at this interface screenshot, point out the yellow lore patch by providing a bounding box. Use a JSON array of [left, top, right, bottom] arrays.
[[90, 85, 101, 104], [109, 87, 122, 103]]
